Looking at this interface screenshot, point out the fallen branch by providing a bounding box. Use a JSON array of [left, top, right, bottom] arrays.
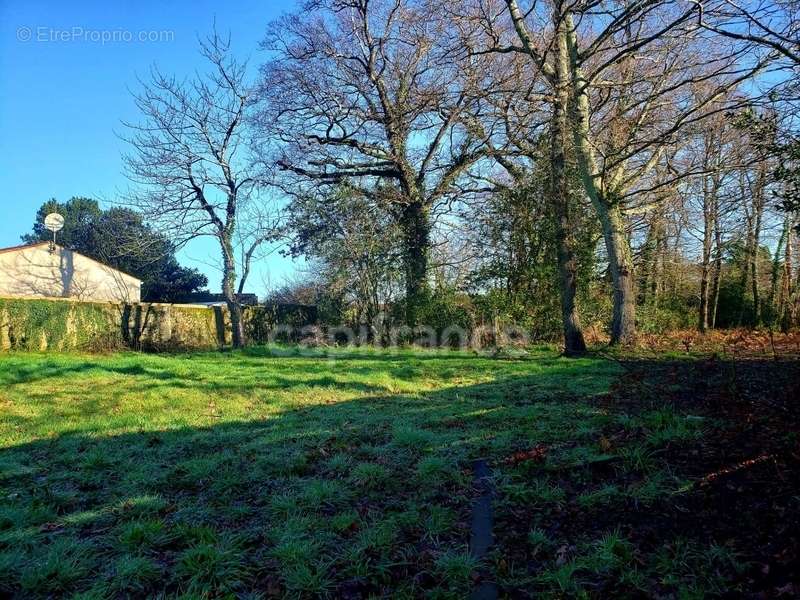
[[696, 453, 776, 487]]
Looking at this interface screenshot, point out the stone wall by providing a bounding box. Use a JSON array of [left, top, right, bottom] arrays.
[[0, 297, 317, 352]]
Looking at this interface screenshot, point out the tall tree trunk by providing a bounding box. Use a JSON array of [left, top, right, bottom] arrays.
[[769, 216, 790, 325], [795, 250, 800, 330], [551, 21, 586, 356], [699, 175, 715, 332], [779, 222, 794, 332], [699, 259, 711, 332], [604, 205, 636, 344], [738, 165, 765, 326], [400, 200, 430, 326], [220, 236, 245, 348], [639, 216, 658, 307], [710, 259, 722, 329], [710, 200, 723, 329], [751, 166, 765, 325], [565, 17, 635, 345], [656, 228, 669, 307], [646, 212, 667, 310], [737, 170, 755, 326]]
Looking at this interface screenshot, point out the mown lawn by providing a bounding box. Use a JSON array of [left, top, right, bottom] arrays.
[[0, 346, 797, 598]]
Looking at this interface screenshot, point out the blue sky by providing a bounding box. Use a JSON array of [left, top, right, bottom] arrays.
[[0, 0, 300, 296]]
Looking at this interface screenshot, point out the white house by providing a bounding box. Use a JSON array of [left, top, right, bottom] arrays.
[[0, 242, 141, 303]]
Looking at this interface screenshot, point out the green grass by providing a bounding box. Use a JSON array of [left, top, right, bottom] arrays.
[[0, 345, 739, 597]]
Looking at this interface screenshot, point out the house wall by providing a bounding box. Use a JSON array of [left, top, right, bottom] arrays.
[[0, 244, 141, 303]]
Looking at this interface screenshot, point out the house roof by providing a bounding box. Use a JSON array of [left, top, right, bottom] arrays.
[[0, 241, 50, 255], [0, 242, 142, 283]]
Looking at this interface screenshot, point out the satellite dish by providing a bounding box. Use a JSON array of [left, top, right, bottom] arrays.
[[44, 213, 65, 233], [43, 213, 65, 251]]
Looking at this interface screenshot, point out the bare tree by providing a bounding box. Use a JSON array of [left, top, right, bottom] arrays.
[[476, 0, 765, 343], [698, 130, 728, 331], [123, 31, 275, 347], [776, 215, 798, 330], [256, 0, 503, 325], [457, 2, 589, 353], [679, 112, 742, 331], [696, 0, 800, 66]]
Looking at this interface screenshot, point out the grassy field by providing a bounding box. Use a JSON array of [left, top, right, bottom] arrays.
[[0, 346, 797, 598]]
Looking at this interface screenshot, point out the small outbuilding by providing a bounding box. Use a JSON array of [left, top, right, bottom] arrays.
[[0, 242, 141, 303]]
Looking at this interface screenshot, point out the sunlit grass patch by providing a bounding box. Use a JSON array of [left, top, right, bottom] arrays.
[[0, 345, 630, 596]]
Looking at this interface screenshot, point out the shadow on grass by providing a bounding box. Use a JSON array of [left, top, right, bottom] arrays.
[[0, 355, 617, 597], [3, 353, 796, 597]]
